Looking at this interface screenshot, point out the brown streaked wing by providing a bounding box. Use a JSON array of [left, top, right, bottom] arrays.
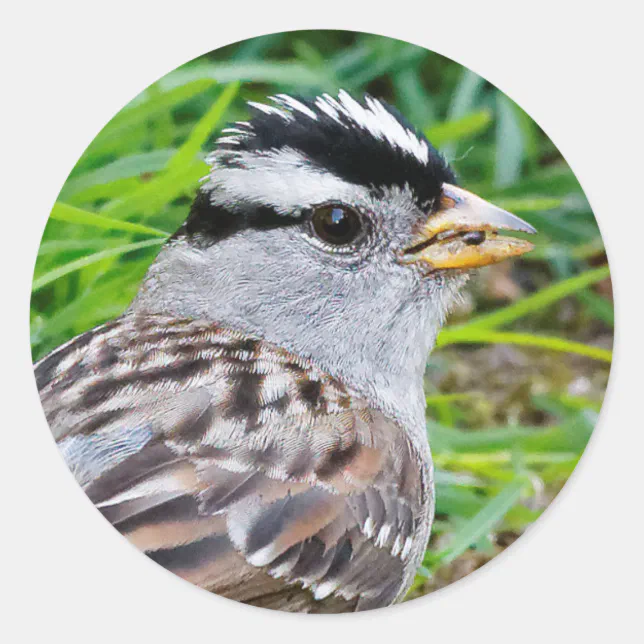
[[35, 314, 429, 612]]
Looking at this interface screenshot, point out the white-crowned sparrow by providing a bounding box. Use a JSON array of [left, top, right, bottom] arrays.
[[35, 91, 535, 612]]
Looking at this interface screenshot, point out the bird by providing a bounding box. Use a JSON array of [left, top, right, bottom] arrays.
[[35, 91, 536, 613]]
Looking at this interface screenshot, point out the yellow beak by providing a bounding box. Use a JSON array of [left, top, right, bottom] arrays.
[[403, 183, 536, 270]]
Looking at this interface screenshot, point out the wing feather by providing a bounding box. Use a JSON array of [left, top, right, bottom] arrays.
[[36, 314, 432, 612]]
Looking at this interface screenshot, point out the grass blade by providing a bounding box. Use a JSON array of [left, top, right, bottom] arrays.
[[167, 82, 240, 172], [162, 62, 332, 90], [32, 239, 163, 293], [100, 160, 206, 221], [441, 69, 485, 160], [495, 94, 525, 188], [448, 69, 485, 120], [37, 239, 119, 256], [429, 414, 593, 454], [425, 110, 492, 148], [449, 266, 611, 332], [430, 479, 527, 567], [576, 288, 615, 326], [102, 83, 240, 221], [83, 80, 216, 159], [494, 196, 563, 212], [60, 150, 175, 199], [393, 67, 437, 127], [436, 329, 612, 363], [51, 203, 170, 238]]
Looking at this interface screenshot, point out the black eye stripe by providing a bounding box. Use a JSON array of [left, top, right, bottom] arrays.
[[175, 191, 300, 246]]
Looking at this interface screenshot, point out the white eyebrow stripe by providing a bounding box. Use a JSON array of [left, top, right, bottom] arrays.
[[204, 148, 367, 216]]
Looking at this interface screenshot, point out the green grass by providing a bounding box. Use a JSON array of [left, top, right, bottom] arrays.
[[29, 30, 612, 599]]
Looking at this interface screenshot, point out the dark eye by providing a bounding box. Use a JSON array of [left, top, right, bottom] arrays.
[[311, 205, 363, 246]]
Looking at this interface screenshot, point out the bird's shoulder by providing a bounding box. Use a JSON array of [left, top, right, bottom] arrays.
[[36, 314, 432, 612], [37, 313, 352, 438]]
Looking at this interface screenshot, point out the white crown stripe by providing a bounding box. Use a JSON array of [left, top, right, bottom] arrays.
[[216, 137, 242, 146], [274, 94, 319, 120], [314, 96, 342, 123], [247, 101, 293, 121], [214, 92, 429, 165]]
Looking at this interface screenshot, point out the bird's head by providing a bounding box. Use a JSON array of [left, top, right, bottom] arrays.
[[133, 91, 535, 425]]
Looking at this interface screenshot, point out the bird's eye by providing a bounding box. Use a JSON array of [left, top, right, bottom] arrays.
[[311, 206, 363, 247]]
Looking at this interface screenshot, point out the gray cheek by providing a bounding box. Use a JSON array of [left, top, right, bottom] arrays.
[[132, 223, 468, 435]]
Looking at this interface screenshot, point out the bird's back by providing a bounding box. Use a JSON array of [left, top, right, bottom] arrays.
[[36, 314, 432, 612]]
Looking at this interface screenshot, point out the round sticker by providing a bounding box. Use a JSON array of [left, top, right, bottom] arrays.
[[32, 30, 612, 613]]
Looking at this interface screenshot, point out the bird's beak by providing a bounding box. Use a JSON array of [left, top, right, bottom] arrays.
[[402, 184, 536, 270]]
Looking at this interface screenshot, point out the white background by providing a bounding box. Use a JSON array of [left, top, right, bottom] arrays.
[[2, 1, 643, 642]]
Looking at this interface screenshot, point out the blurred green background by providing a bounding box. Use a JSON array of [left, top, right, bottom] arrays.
[[30, 30, 612, 600]]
